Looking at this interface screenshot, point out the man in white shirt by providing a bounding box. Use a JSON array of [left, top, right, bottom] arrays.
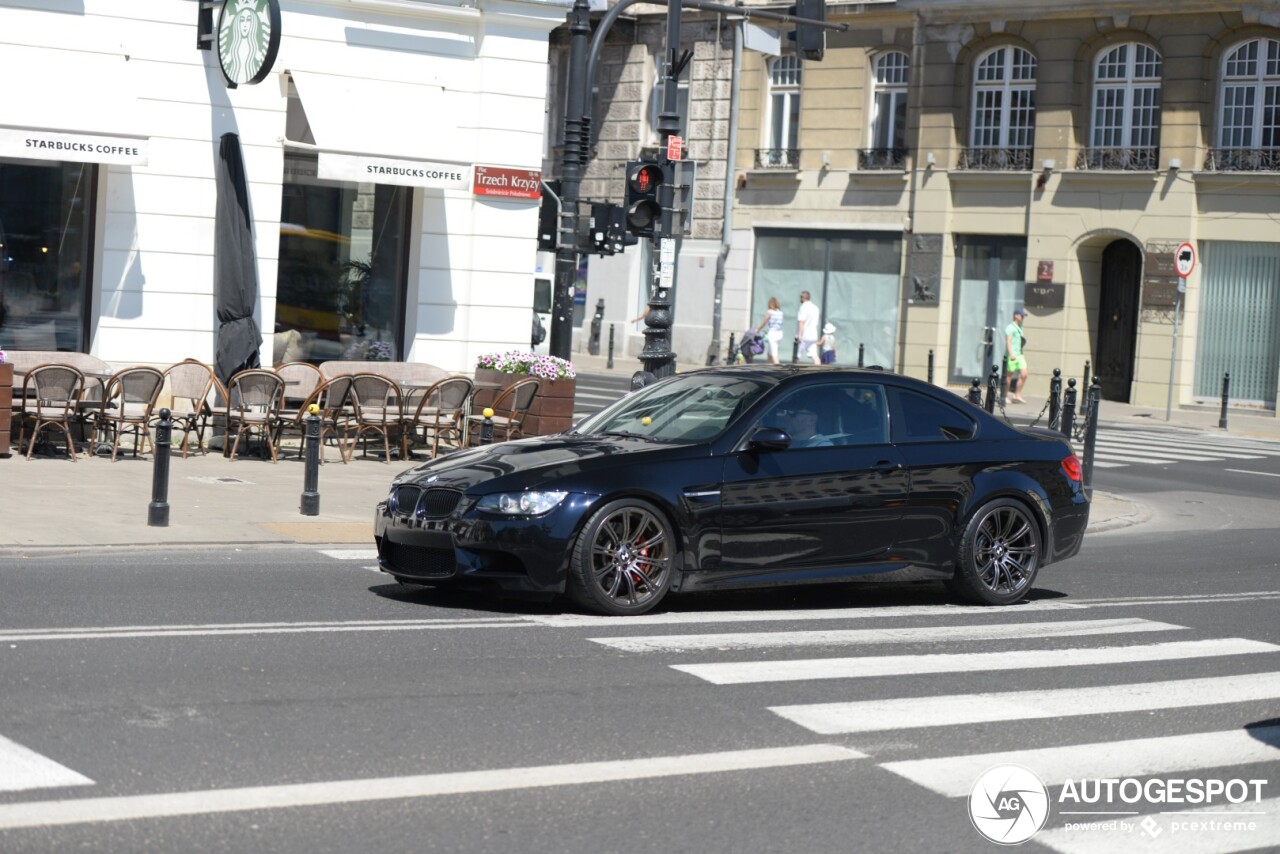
[[796, 290, 821, 364]]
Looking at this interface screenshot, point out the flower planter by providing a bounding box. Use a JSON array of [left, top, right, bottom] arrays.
[[473, 368, 576, 437], [0, 363, 12, 457]]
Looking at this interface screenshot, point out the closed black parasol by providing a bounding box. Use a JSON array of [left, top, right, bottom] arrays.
[[214, 132, 263, 386]]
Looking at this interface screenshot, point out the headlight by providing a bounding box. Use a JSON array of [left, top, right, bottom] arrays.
[[476, 491, 569, 516]]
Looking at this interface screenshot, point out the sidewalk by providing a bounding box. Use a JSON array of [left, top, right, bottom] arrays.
[[3, 355, 1275, 550]]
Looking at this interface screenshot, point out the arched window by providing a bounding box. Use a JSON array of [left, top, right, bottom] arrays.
[[1082, 42, 1162, 170], [759, 55, 801, 169], [964, 46, 1036, 170], [1210, 38, 1280, 171], [863, 51, 909, 169]]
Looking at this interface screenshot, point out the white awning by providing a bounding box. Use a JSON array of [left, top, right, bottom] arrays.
[[289, 70, 471, 186], [0, 46, 149, 165]]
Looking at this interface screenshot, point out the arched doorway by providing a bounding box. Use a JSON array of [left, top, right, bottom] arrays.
[[1095, 240, 1142, 402]]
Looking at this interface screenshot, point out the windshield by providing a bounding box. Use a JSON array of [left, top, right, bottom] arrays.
[[573, 373, 774, 443]]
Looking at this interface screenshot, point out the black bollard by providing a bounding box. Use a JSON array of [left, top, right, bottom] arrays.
[[301, 405, 321, 516], [587, 298, 604, 356], [927, 349, 934, 384], [148, 407, 172, 527], [1079, 360, 1092, 423], [1049, 369, 1062, 429], [999, 357, 1008, 408], [1082, 360, 1091, 395], [478, 407, 495, 445], [1061, 378, 1077, 439], [1081, 378, 1102, 494], [857, 343, 864, 368], [791, 336, 800, 364], [967, 378, 983, 406], [728, 332, 736, 365], [607, 323, 615, 370], [984, 364, 999, 413], [1219, 372, 1230, 429]]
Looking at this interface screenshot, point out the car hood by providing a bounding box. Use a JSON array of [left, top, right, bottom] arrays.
[[393, 433, 702, 492]]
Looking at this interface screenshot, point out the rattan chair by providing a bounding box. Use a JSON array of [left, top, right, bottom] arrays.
[[349, 373, 402, 462], [402, 376, 473, 458], [315, 375, 356, 464], [225, 369, 285, 462], [91, 366, 165, 461], [162, 359, 222, 458], [17, 364, 85, 461], [465, 377, 539, 446]]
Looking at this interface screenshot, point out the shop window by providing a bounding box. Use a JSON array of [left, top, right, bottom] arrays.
[[962, 46, 1037, 170], [949, 236, 1026, 383], [0, 161, 95, 351], [750, 229, 902, 370], [275, 89, 411, 365], [1208, 38, 1280, 171], [1080, 42, 1162, 171]]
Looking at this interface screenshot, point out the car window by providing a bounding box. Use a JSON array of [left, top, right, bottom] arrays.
[[574, 373, 772, 442], [755, 383, 889, 448], [890, 387, 977, 442]]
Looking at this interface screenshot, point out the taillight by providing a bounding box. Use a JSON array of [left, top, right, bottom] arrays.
[[1061, 453, 1082, 483]]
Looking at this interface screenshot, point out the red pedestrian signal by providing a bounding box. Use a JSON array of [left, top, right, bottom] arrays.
[[624, 159, 665, 237]]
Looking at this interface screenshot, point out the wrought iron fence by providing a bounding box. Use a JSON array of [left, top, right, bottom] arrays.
[[1074, 147, 1159, 171], [1203, 148, 1280, 172], [957, 147, 1034, 171], [754, 148, 800, 170], [857, 148, 908, 170]]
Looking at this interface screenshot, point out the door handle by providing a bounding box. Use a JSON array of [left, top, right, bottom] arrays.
[[871, 460, 902, 474]]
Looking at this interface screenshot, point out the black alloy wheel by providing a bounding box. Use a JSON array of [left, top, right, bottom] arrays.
[[568, 498, 675, 616], [949, 498, 1041, 605]]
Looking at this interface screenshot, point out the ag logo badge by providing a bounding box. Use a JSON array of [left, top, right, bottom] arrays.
[[968, 765, 1050, 845]]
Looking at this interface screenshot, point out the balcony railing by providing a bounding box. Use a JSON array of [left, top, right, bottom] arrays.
[[858, 148, 908, 170], [1204, 148, 1280, 172], [1075, 147, 1159, 171], [754, 148, 800, 170], [957, 147, 1033, 171]]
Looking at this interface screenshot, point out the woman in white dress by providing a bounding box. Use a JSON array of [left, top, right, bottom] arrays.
[[755, 296, 784, 364]]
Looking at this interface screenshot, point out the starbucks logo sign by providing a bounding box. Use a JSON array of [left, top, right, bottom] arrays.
[[217, 0, 281, 88]]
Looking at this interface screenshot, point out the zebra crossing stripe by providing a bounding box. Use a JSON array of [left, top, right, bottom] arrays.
[[318, 549, 378, 560], [880, 725, 1280, 798], [1091, 440, 1262, 461], [589, 618, 1185, 653], [1110, 431, 1280, 454], [768, 670, 1280, 735], [674, 638, 1279, 686], [0, 734, 94, 793], [1034, 796, 1280, 854]]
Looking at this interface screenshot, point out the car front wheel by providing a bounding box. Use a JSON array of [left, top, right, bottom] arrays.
[[948, 498, 1041, 605], [567, 499, 675, 616]]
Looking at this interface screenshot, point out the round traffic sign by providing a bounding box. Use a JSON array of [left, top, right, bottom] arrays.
[[1175, 242, 1195, 277]]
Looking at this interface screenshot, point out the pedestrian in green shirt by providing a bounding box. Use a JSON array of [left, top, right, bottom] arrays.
[[1005, 308, 1028, 403]]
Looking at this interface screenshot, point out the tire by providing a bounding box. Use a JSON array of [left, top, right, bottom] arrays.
[[567, 498, 676, 616], [948, 498, 1041, 605]]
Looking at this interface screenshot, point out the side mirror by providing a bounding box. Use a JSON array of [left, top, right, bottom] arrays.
[[746, 426, 792, 452]]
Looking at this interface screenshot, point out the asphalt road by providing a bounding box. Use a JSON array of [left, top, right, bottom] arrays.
[[0, 441, 1278, 853]]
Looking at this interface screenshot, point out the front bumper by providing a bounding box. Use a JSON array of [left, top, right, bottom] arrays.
[[374, 492, 600, 593]]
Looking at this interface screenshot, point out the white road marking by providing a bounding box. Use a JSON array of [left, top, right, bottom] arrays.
[[1035, 797, 1280, 854], [676, 638, 1279, 686], [1092, 440, 1264, 460], [1114, 431, 1280, 454], [769, 670, 1280, 735], [881, 725, 1280, 798], [0, 617, 532, 643], [589, 618, 1185, 653], [1091, 444, 1226, 462], [0, 734, 94, 793], [318, 549, 378, 560], [0, 744, 863, 830], [1224, 468, 1280, 478]]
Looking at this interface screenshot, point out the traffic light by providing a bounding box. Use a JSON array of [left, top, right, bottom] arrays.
[[787, 0, 826, 62], [587, 202, 637, 255], [624, 158, 665, 238], [536, 180, 561, 251]]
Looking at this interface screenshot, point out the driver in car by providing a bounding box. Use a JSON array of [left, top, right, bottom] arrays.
[[778, 405, 832, 448]]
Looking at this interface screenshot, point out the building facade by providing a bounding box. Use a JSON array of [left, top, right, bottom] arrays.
[[0, 0, 565, 376], [732, 0, 1280, 412]]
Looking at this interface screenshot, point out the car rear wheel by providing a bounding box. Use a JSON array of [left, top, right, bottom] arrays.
[[567, 499, 675, 616], [948, 498, 1041, 605]]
